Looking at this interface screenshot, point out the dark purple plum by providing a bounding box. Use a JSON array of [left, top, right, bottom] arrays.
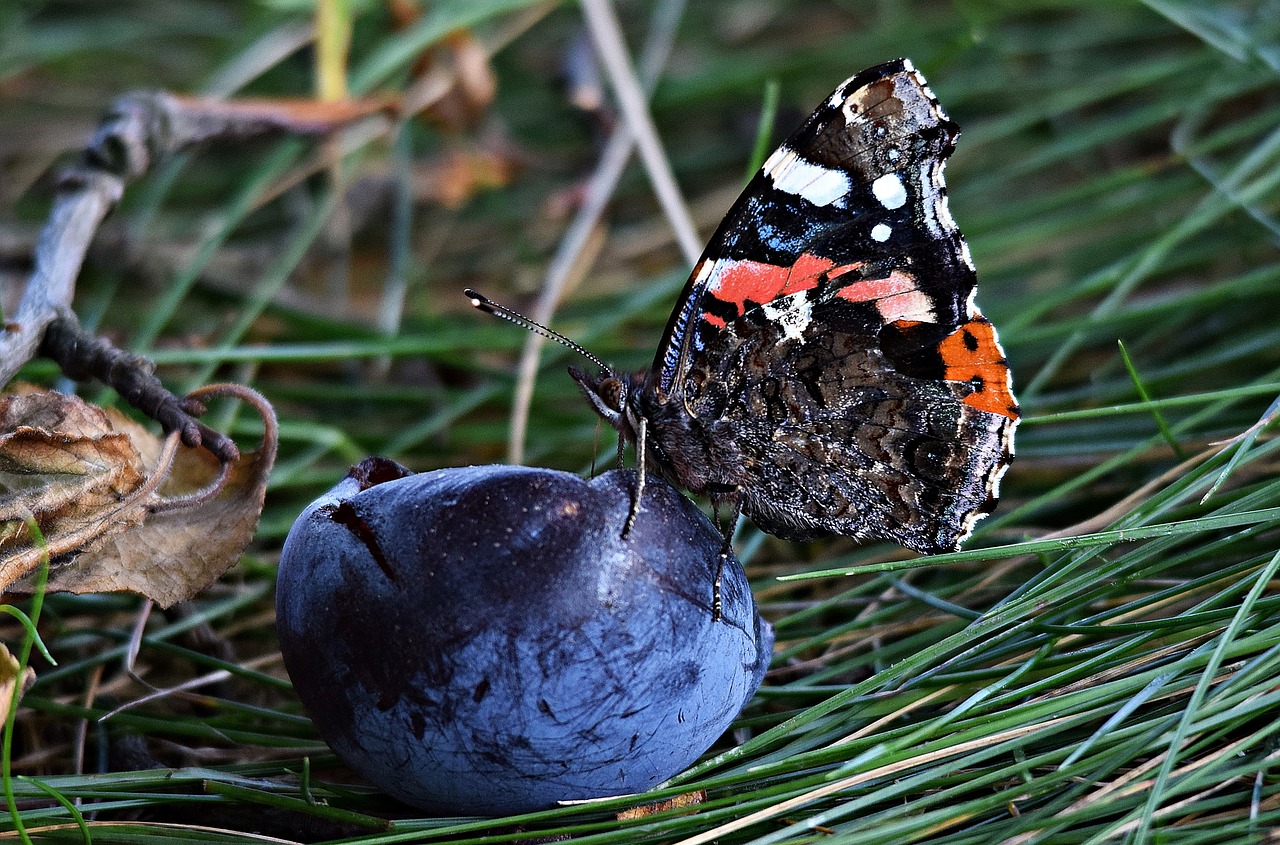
[[276, 459, 773, 816]]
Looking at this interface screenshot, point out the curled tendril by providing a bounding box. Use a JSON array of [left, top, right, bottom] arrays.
[[148, 383, 279, 514]]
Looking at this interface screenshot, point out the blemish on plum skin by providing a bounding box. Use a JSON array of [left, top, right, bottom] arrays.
[[323, 502, 399, 583], [472, 677, 491, 703]]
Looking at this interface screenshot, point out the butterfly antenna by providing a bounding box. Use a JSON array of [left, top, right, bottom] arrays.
[[464, 289, 612, 373]]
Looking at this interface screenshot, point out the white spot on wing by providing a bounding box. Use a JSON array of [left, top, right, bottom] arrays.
[[871, 223, 892, 242], [872, 173, 907, 209], [761, 294, 812, 341], [762, 145, 790, 173], [764, 146, 851, 208], [691, 258, 715, 288]]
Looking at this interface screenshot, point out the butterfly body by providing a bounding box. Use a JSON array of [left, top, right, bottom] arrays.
[[573, 58, 1018, 555]]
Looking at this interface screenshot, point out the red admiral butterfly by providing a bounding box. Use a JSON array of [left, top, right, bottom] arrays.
[[473, 58, 1017, 575]]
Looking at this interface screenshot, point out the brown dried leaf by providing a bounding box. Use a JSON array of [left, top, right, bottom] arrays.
[[416, 31, 498, 132], [388, 5, 497, 133], [444, 30, 498, 124], [616, 790, 708, 820], [36, 438, 272, 607], [1, 385, 276, 607], [0, 387, 151, 578], [0, 641, 35, 725], [416, 146, 520, 208], [168, 93, 398, 136]]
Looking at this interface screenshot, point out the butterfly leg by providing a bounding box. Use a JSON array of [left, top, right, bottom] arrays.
[[622, 416, 646, 538], [710, 492, 743, 622], [615, 417, 626, 472]]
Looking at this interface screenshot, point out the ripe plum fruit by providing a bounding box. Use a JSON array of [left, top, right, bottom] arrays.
[[277, 459, 773, 815]]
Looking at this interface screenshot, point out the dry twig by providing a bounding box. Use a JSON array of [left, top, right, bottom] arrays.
[[2, 91, 385, 456]]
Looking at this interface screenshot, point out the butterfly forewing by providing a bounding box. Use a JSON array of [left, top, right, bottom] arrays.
[[629, 59, 1017, 553]]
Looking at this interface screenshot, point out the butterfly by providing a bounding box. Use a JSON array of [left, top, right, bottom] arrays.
[[472, 59, 1017, 606]]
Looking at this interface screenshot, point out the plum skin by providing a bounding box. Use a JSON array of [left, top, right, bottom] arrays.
[[276, 460, 773, 816]]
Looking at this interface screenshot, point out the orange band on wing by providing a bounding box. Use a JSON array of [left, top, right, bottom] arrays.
[[708, 253, 838, 315], [937, 317, 1019, 419], [835, 270, 935, 323], [834, 271, 916, 302]]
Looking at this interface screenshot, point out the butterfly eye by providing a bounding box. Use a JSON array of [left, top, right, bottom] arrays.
[[599, 377, 624, 412]]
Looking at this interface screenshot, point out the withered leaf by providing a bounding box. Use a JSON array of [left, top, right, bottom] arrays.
[[37, 439, 272, 606], [417, 146, 520, 209], [615, 790, 708, 821], [1, 387, 150, 575], [1, 385, 275, 607], [168, 93, 397, 135], [0, 641, 35, 725]]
